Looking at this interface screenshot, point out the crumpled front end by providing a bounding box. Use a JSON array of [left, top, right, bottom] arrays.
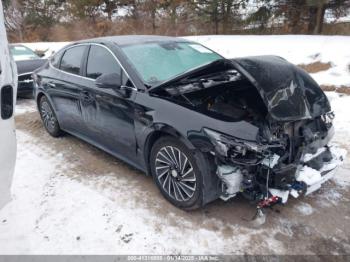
[[268, 143, 345, 205], [150, 54, 346, 208], [197, 56, 347, 207], [231, 56, 332, 122], [205, 112, 346, 206]]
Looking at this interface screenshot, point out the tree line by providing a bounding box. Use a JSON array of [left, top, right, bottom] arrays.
[[3, 0, 350, 42]]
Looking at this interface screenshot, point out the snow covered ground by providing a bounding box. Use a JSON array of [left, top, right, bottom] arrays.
[[1, 35, 349, 255], [0, 92, 349, 255]]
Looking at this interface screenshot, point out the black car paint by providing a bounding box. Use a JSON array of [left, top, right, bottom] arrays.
[[34, 36, 333, 206]]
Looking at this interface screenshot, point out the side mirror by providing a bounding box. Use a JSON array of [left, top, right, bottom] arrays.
[[95, 73, 122, 90], [95, 73, 131, 98]]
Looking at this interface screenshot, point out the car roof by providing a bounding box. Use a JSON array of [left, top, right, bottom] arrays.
[[76, 35, 190, 46]]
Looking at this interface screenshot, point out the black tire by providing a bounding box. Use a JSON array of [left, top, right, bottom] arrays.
[[39, 96, 63, 137], [150, 136, 203, 210]]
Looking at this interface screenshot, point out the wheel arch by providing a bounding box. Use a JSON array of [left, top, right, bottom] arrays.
[[143, 124, 196, 176], [36, 91, 45, 110], [36, 91, 59, 118], [143, 124, 220, 207]]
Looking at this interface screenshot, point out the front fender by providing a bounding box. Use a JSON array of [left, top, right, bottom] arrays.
[[141, 123, 220, 206]]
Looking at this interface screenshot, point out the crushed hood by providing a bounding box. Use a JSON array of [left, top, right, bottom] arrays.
[[149, 56, 331, 122], [230, 56, 331, 121]]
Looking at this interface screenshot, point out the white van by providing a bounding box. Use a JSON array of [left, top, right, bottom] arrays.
[[0, 1, 17, 209]]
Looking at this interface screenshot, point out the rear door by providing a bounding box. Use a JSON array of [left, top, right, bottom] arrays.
[[45, 45, 89, 135], [0, 1, 17, 209]]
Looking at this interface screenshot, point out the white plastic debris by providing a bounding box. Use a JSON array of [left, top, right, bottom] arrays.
[[261, 153, 280, 168], [303, 147, 326, 162], [271, 146, 347, 201], [217, 165, 243, 201], [290, 189, 300, 198], [297, 166, 323, 187]]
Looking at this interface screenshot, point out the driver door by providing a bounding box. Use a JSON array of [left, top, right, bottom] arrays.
[[79, 44, 138, 162]]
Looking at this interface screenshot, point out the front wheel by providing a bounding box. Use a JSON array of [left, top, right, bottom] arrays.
[[150, 137, 203, 210]]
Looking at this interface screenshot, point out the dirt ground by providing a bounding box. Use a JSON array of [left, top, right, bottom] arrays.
[[296, 62, 350, 94], [298, 61, 332, 73], [11, 98, 350, 255]]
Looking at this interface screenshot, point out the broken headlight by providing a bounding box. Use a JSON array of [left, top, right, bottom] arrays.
[[203, 128, 263, 157], [321, 111, 334, 128]]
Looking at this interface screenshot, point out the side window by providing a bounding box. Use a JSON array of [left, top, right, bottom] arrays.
[[86, 45, 121, 79], [60, 46, 86, 75]]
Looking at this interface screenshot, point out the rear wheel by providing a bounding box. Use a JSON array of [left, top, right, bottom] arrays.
[[39, 96, 62, 137], [150, 137, 203, 210]]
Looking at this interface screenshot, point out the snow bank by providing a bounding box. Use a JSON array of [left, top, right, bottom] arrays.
[[184, 35, 350, 88], [20, 42, 70, 58], [326, 92, 350, 187]]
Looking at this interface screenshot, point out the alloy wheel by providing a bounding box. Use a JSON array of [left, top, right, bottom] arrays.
[[41, 101, 57, 133], [155, 146, 197, 202]]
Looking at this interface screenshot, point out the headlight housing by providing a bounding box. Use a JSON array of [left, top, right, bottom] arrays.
[[321, 111, 334, 128], [203, 128, 263, 157]]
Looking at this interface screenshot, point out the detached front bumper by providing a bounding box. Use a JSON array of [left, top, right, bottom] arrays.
[[269, 145, 346, 203]]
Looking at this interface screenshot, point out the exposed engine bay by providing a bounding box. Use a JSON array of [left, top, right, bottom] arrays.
[[151, 57, 346, 211]]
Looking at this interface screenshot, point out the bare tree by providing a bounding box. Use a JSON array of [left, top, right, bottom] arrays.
[[3, 0, 24, 41]]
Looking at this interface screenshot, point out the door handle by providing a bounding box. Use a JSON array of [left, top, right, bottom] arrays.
[[80, 91, 94, 104]]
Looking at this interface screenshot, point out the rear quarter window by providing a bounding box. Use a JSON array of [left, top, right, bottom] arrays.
[[60, 46, 86, 75], [50, 50, 63, 68]]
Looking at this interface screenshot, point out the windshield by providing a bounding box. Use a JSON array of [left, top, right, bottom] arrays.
[[121, 42, 222, 85], [10, 45, 39, 61]]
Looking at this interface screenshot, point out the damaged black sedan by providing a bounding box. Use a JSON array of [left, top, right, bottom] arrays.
[[33, 36, 344, 210]]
